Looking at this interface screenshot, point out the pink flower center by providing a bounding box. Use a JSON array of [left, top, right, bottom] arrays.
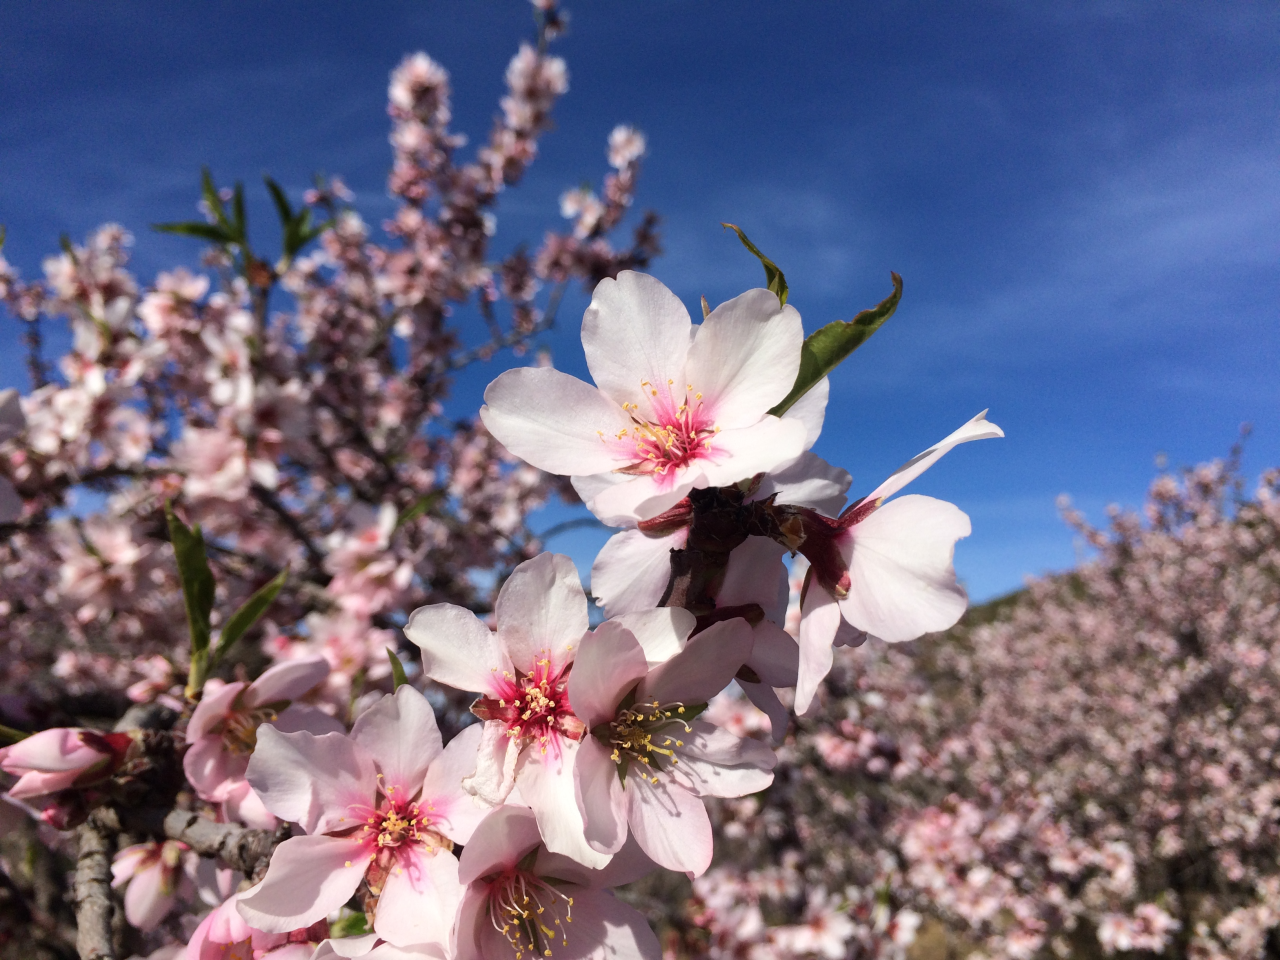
[[601, 380, 720, 480], [343, 780, 451, 895], [472, 657, 586, 753], [487, 868, 574, 959], [220, 707, 279, 755]]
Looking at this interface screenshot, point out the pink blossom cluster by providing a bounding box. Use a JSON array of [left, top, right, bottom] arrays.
[[0, 0, 655, 727], [0, 4, 1026, 959]]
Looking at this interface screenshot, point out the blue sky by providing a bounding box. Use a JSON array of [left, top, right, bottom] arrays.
[[2, 1, 1277, 601]]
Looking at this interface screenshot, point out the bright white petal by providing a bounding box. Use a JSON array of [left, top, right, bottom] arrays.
[[840, 494, 970, 643], [372, 847, 461, 951], [480, 366, 632, 475], [575, 734, 628, 855], [783, 376, 829, 450], [588, 472, 698, 527], [422, 724, 492, 845], [686, 288, 803, 428], [625, 774, 713, 876], [122, 863, 174, 931], [404, 603, 510, 695], [246, 727, 377, 836], [568, 620, 648, 727], [351, 686, 442, 794], [516, 745, 612, 868], [640, 618, 754, 707], [591, 528, 687, 618], [863, 410, 1004, 503], [751, 450, 852, 514], [795, 582, 840, 716], [495, 553, 588, 673], [570, 471, 631, 513], [696, 417, 808, 491], [582, 271, 692, 410], [236, 835, 369, 932], [613, 607, 695, 666]]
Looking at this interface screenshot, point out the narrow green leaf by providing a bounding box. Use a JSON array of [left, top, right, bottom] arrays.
[[0, 723, 29, 743], [768, 272, 903, 417], [0, 225, 6, 252], [152, 221, 231, 243], [386, 648, 409, 690], [59, 233, 76, 258], [264, 177, 294, 227], [394, 491, 443, 531], [165, 504, 216, 694], [721, 222, 787, 306], [201, 167, 230, 230], [213, 568, 288, 663], [231, 184, 247, 245]]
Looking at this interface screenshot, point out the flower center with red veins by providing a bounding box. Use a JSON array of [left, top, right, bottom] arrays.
[[487, 868, 574, 959], [600, 380, 721, 479], [472, 657, 586, 753], [344, 782, 452, 897]]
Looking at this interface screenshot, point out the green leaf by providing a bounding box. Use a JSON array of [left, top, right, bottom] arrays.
[[213, 568, 288, 664], [768, 272, 903, 417], [231, 183, 247, 245], [329, 913, 370, 938], [721, 222, 787, 306], [394, 491, 443, 531], [152, 221, 232, 243], [386, 648, 410, 690], [0, 724, 29, 743], [166, 503, 216, 696], [264, 177, 294, 227], [0, 225, 6, 252], [201, 168, 230, 231]]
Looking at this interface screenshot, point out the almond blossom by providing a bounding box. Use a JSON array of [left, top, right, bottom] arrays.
[[0, 726, 132, 801], [236, 685, 488, 950], [454, 804, 660, 960], [793, 410, 1004, 713], [112, 840, 196, 932], [405, 551, 607, 867], [186, 887, 328, 960], [480, 271, 809, 525], [182, 656, 343, 828], [567, 615, 775, 875]]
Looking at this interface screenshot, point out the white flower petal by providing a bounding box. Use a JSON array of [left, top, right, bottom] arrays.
[[751, 450, 852, 514], [625, 774, 713, 876], [351, 685, 442, 794], [640, 618, 754, 707], [480, 366, 631, 476], [686, 288, 803, 428], [783, 376, 828, 450], [373, 846, 462, 951], [612, 607, 695, 666], [795, 582, 840, 716], [421, 724, 492, 845], [863, 410, 1004, 503], [695, 417, 808, 491], [568, 620, 649, 728], [405, 603, 511, 695], [840, 494, 970, 643], [516, 744, 612, 869], [574, 734, 628, 856], [246, 727, 377, 836], [582, 271, 692, 410], [591, 528, 687, 618], [457, 805, 543, 886], [237, 835, 369, 932], [495, 552, 589, 673], [717, 536, 788, 623]]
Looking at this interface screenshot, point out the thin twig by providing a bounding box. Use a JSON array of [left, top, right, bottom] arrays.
[[96, 806, 288, 880]]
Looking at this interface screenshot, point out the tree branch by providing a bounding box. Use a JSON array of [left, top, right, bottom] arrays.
[[73, 817, 116, 960], [96, 806, 287, 880]]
